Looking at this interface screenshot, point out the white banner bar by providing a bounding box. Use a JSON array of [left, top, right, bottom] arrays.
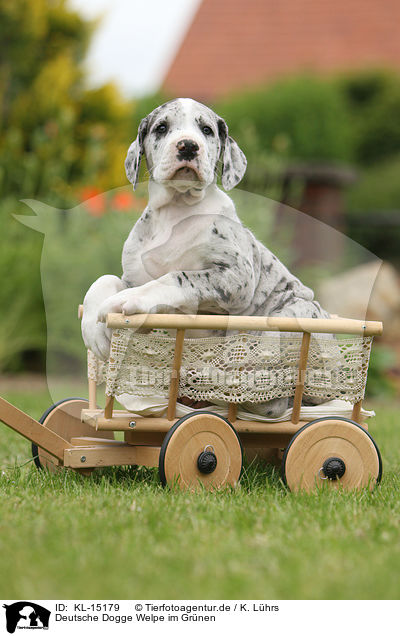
[[1, 599, 398, 635]]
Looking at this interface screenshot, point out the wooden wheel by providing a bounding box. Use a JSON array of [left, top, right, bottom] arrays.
[[32, 398, 114, 474], [159, 412, 243, 491], [282, 417, 382, 492]]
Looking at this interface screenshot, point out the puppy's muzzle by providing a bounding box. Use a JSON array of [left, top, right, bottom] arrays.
[[176, 139, 199, 161]]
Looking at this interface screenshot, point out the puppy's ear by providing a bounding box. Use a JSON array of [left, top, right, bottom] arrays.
[[218, 118, 247, 191], [125, 116, 148, 190]]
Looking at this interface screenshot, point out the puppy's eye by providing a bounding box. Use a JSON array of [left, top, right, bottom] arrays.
[[155, 123, 168, 134], [202, 125, 213, 136]]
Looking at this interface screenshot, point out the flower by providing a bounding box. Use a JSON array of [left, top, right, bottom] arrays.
[[111, 191, 135, 211], [80, 187, 106, 217]]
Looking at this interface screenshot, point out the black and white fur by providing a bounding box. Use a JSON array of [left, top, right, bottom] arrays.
[[82, 98, 329, 417]]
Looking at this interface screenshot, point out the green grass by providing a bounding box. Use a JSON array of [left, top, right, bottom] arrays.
[[0, 384, 399, 600]]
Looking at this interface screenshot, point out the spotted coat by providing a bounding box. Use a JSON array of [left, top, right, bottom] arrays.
[[82, 99, 329, 416]]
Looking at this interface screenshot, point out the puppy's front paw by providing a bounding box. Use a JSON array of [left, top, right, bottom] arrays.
[[97, 289, 134, 322], [82, 316, 112, 361], [121, 288, 157, 315], [98, 287, 159, 321]]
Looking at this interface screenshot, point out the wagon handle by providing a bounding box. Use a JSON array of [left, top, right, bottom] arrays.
[[106, 313, 383, 337]]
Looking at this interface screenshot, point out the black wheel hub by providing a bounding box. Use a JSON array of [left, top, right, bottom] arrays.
[[322, 456, 346, 480], [197, 450, 217, 474]]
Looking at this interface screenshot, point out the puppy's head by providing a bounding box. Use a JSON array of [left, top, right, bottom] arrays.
[[125, 98, 246, 192]]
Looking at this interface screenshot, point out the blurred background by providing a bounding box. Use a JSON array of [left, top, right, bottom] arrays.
[[1, 0, 400, 399]]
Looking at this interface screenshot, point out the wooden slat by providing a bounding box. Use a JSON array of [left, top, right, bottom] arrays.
[[167, 328, 185, 421], [88, 378, 97, 410], [239, 432, 293, 449], [291, 332, 311, 425], [124, 430, 166, 446], [81, 409, 150, 430], [351, 400, 363, 424], [71, 437, 127, 447], [228, 403, 238, 423], [106, 313, 383, 336], [236, 419, 309, 434], [104, 395, 115, 419], [133, 445, 160, 467], [82, 409, 368, 434], [63, 444, 160, 468], [0, 396, 72, 461], [81, 409, 316, 435]]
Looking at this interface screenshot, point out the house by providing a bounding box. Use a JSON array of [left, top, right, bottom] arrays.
[[163, 0, 400, 101]]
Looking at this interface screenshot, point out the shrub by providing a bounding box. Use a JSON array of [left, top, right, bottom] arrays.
[[0, 200, 46, 371], [215, 75, 355, 168], [337, 69, 400, 165], [14, 189, 146, 376], [0, 0, 135, 371], [343, 155, 400, 264], [366, 345, 397, 398]]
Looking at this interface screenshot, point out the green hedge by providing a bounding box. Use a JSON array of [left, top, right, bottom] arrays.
[[8, 190, 146, 375], [215, 70, 400, 171], [213, 71, 400, 263], [336, 69, 400, 165], [214, 74, 355, 193]]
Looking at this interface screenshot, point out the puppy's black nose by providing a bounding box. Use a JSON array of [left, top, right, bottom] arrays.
[[176, 139, 199, 161]]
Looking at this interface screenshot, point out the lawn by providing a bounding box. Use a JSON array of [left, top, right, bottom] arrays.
[[0, 382, 399, 600]]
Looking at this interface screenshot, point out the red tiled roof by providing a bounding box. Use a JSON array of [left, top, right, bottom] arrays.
[[163, 0, 400, 101]]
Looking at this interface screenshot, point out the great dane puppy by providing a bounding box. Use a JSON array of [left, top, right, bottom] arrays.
[[82, 98, 329, 416]]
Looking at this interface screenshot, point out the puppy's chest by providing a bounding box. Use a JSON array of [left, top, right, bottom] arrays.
[[123, 214, 208, 283], [144, 232, 204, 274]]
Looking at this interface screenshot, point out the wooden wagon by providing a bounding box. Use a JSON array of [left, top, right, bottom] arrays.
[[0, 312, 383, 492]]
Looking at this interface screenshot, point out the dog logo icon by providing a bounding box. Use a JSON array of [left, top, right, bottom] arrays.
[[2, 602, 50, 633]]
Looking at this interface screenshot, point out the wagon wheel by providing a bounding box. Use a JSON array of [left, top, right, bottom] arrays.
[[159, 412, 243, 491], [32, 397, 114, 474], [281, 417, 382, 492]]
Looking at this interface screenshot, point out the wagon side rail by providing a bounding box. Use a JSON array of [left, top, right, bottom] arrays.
[[105, 313, 383, 336], [102, 313, 383, 425], [0, 396, 72, 462]]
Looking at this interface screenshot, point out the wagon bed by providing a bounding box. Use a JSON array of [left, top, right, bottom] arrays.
[[0, 313, 383, 491]]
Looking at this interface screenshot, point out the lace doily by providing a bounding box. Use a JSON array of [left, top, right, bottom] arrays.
[[88, 330, 373, 405]]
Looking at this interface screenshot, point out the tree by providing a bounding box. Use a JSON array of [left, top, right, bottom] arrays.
[[0, 0, 133, 370]]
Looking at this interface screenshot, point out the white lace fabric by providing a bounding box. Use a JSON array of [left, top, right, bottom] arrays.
[[87, 330, 373, 406]]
